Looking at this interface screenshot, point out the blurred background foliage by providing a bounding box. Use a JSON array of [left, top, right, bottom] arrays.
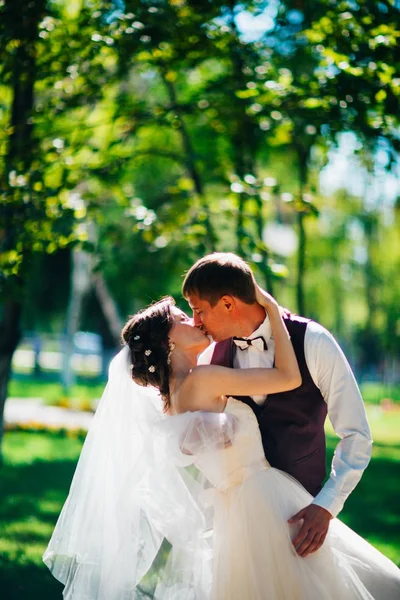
[[0, 0, 400, 450]]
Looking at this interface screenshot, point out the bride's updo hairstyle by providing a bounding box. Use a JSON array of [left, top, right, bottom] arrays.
[[122, 297, 175, 410]]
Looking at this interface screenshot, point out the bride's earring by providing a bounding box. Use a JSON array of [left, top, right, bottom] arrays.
[[167, 341, 175, 365]]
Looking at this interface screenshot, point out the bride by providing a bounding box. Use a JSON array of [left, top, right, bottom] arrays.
[[43, 285, 400, 599]]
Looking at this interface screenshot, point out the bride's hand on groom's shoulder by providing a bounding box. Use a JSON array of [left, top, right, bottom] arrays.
[[253, 279, 279, 310]]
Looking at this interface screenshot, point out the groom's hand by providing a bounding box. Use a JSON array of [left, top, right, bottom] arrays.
[[288, 504, 332, 557]]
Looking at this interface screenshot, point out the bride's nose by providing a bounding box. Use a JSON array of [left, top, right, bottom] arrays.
[[183, 314, 195, 326]]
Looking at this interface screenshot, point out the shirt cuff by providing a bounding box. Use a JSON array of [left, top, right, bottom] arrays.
[[311, 489, 344, 518]]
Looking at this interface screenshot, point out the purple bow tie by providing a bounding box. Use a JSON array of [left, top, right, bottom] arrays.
[[233, 336, 268, 352]]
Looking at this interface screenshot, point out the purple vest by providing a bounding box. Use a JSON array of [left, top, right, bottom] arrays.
[[210, 315, 327, 496]]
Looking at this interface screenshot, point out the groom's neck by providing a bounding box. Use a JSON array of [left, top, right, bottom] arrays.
[[234, 302, 266, 337]]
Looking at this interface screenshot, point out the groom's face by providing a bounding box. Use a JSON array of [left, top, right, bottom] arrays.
[[186, 293, 236, 342]]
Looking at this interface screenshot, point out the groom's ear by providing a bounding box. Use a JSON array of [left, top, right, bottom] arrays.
[[220, 295, 236, 312]]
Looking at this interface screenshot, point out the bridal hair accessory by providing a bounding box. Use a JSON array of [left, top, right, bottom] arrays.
[[134, 335, 140, 340], [148, 365, 156, 372], [145, 349, 152, 356]]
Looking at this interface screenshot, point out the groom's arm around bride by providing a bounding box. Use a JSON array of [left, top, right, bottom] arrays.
[[183, 252, 372, 558]]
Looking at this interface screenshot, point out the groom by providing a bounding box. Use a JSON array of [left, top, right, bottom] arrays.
[[182, 252, 372, 558]]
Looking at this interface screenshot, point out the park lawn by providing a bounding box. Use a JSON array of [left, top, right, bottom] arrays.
[[325, 408, 400, 565], [8, 378, 104, 411], [0, 432, 83, 599], [8, 378, 400, 410], [359, 382, 400, 405], [0, 408, 399, 600]]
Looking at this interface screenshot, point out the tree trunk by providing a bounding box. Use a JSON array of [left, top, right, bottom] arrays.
[[359, 211, 381, 369], [0, 298, 23, 461], [254, 192, 274, 293], [234, 145, 247, 256], [93, 273, 124, 344], [296, 146, 310, 315], [4, 0, 45, 172], [161, 71, 216, 252], [296, 211, 306, 315], [227, 6, 272, 289], [363, 212, 379, 331], [227, 6, 251, 258], [62, 248, 93, 391], [331, 252, 344, 338], [0, 0, 46, 459]]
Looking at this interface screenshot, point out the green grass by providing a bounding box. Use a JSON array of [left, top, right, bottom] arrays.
[[0, 432, 83, 599], [8, 377, 104, 410], [0, 408, 399, 599], [325, 408, 400, 565], [326, 404, 400, 447], [360, 382, 400, 405]]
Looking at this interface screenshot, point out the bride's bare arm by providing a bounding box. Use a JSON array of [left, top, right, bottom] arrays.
[[182, 286, 301, 411], [254, 284, 301, 392]]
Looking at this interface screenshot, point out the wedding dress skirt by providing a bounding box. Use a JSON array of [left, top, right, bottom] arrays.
[[43, 348, 400, 599], [189, 398, 400, 600]]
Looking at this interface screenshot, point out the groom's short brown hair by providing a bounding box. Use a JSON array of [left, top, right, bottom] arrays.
[[182, 252, 256, 306]]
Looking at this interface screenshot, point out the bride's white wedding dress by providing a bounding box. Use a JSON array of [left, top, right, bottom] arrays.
[[180, 397, 400, 600], [43, 348, 400, 599]]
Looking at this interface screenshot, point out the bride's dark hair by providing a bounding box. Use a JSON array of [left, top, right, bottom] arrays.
[[122, 297, 175, 411]]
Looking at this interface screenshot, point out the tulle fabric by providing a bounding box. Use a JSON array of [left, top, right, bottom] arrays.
[[201, 398, 400, 600], [43, 347, 400, 599], [209, 464, 400, 600], [43, 347, 236, 599]]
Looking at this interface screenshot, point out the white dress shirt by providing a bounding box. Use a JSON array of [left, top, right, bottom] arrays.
[[198, 314, 373, 518]]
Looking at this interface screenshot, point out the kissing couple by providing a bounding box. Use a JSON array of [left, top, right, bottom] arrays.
[[44, 253, 400, 599]]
